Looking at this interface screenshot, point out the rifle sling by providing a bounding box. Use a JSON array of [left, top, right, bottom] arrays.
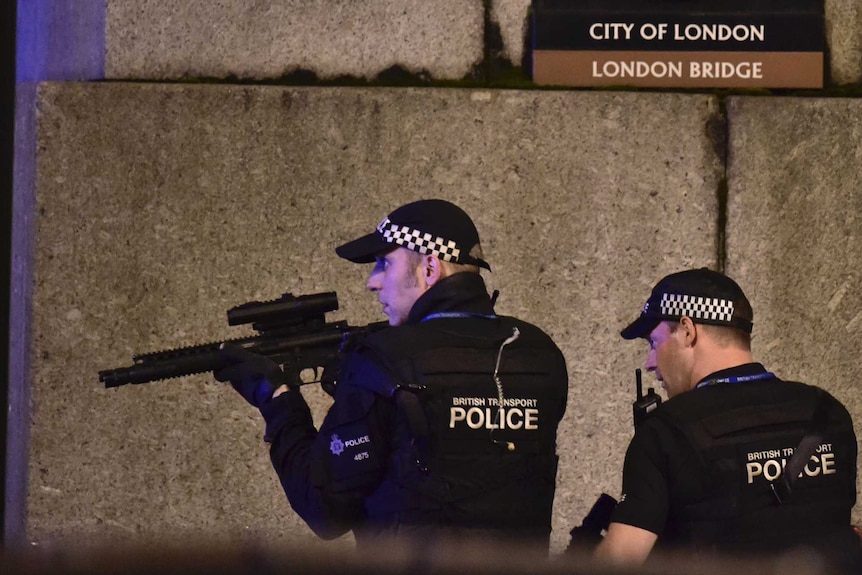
[[770, 389, 830, 504]]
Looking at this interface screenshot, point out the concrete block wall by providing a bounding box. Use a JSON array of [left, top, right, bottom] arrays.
[[106, 1, 485, 80], [99, 0, 862, 85], [22, 83, 724, 553], [725, 95, 862, 440], [10, 0, 862, 557]]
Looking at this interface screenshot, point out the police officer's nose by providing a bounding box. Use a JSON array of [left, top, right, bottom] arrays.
[[367, 259, 385, 292], [645, 349, 657, 372], [366, 272, 381, 292]]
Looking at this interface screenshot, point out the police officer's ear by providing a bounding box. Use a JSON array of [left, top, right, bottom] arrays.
[[423, 255, 444, 287], [679, 316, 699, 347]]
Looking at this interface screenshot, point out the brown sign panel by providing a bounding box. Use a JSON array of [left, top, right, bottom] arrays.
[[534, 51, 823, 88]]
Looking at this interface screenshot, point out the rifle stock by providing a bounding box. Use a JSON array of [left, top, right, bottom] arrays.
[[566, 493, 618, 553], [98, 292, 387, 392]]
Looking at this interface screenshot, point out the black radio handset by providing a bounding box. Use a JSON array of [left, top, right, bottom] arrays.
[[632, 368, 662, 428]]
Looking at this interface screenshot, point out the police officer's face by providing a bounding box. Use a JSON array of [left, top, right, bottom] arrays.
[[366, 247, 428, 326], [645, 321, 693, 399]]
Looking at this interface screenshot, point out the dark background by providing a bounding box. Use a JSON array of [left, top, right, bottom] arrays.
[[1, 0, 18, 547]]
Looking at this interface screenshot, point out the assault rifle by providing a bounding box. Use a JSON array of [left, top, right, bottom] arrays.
[[98, 291, 387, 394]]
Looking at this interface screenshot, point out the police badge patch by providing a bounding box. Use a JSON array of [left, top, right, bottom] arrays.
[[330, 434, 344, 455]]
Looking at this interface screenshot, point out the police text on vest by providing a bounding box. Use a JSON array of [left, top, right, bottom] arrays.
[[745, 443, 836, 483], [449, 406, 538, 430]]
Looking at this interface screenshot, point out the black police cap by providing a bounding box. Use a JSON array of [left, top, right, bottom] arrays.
[[335, 199, 490, 271], [621, 267, 753, 340]]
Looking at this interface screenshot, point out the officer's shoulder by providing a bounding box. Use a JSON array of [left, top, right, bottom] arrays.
[[779, 379, 854, 416], [764, 378, 846, 406], [358, 315, 561, 356], [338, 348, 399, 397], [358, 324, 418, 356], [655, 378, 846, 423], [496, 315, 561, 347]]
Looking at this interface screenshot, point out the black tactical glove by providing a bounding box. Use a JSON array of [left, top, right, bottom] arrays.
[[214, 344, 287, 408]]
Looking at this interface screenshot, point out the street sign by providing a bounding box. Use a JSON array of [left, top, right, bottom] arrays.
[[532, 0, 825, 88]]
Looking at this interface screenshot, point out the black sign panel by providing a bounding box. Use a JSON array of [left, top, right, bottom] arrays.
[[532, 0, 825, 88]]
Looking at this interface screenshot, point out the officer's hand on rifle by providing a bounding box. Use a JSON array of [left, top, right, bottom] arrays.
[[214, 344, 287, 408]]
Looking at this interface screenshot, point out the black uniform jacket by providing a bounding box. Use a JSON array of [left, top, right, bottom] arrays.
[[611, 363, 861, 570], [259, 272, 569, 548]]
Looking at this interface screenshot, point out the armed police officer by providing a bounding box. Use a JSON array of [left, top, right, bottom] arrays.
[[595, 268, 862, 573], [215, 199, 568, 550]]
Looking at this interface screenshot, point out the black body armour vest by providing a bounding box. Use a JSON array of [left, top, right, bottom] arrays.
[[352, 315, 566, 544], [651, 380, 858, 557]]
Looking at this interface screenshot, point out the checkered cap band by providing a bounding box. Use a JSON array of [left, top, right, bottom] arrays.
[[376, 217, 461, 262], [660, 293, 734, 323]]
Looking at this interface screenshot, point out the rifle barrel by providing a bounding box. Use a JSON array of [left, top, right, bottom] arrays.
[[99, 347, 225, 387], [99, 327, 357, 388]]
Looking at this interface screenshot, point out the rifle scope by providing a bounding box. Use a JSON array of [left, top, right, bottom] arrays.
[[227, 291, 338, 327]]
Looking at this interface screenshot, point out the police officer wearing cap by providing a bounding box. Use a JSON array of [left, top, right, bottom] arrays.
[[215, 199, 568, 549], [595, 268, 862, 573]]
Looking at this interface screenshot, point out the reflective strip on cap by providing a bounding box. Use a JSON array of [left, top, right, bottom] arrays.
[[660, 293, 734, 323], [376, 217, 461, 262]]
